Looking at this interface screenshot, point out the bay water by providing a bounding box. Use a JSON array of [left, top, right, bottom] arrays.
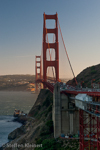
[[0, 91, 38, 147]]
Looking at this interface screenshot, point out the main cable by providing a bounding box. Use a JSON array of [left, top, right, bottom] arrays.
[[57, 18, 78, 85]]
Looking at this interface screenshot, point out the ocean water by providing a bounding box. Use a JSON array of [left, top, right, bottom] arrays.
[[0, 116, 22, 147], [0, 91, 37, 115], [0, 91, 38, 147]]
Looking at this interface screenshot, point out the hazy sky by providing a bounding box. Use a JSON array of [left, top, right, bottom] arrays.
[[0, 0, 100, 78]]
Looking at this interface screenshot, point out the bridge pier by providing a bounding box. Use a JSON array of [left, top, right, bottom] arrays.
[[60, 93, 69, 134], [52, 82, 61, 138], [52, 82, 79, 138], [70, 113, 73, 134]]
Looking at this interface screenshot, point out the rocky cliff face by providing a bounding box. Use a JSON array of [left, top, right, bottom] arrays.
[[2, 89, 53, 150]]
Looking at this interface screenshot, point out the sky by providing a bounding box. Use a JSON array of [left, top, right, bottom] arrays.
[[0, 0, 100, 78]]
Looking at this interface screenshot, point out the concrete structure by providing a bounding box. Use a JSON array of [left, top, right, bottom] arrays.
[[52, 82, 61, 138], [52, 82, 79, 138]]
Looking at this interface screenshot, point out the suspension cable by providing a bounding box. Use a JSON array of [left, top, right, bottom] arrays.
[[57, 18, 78, 85], [41, 35, 43, 79]]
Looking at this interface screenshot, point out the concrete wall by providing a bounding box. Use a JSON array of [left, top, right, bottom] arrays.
[[53, 83, 79, 138], [73, 110, 79, 134], [52, 82, 61, 138], [61, 93, 70, 134]]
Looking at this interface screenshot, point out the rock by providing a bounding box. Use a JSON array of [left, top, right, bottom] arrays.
[[8, 126, 25, 140], [13, 115, 27, 124]]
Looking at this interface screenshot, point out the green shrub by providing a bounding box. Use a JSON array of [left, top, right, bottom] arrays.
[[47, 105, 52, 112], [43, 96, 53, 107], [40, 120, 53, 137], [35, 139, 56, 150], [91, 66, 95, 71], [34, 111, 38, 117], [38, 105, 41, 110], [91, 70, 97, 74], [91, 66, 97, 74], [46, 120, 53, 133], [35, 138, 79, 150], [36, 138, 43, 144]]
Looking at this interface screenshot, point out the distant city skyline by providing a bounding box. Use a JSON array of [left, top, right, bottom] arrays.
[[0, 0, 100, 78]]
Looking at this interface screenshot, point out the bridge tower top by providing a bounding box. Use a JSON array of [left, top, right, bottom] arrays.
[[43, 13, 59, 84]]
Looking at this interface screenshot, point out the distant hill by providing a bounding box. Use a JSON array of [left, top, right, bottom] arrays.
[[0, 74, 35, 81], [67, 64, 100, 87], [0, 74, 35, 91]]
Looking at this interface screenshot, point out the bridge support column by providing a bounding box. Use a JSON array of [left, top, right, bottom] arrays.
[[70, 113, 73, 134], [52, 82, 61, 138], [52, 83, 79, 138]]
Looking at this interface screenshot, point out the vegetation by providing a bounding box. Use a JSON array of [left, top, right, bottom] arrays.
[[67, 63, 100, 88], [35, 138, 79, 150]]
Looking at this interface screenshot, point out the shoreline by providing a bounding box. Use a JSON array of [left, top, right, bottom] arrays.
[[0, 115, 22, 148]]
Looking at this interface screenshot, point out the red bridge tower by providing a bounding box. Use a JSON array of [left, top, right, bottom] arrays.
[[43, 13, 59, 85], [35, 56, 41, 91]]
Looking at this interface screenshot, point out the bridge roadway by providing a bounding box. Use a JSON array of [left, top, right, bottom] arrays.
[[61, 89, 100, 97], [36, 79, 100, 116], [36, 79, 100, 96]]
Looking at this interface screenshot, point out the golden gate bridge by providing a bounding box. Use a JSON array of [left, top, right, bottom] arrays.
[[35, 13, 100, 150]]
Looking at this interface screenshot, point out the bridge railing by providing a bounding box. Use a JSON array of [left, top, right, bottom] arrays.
[[70, 96, 100, 117]]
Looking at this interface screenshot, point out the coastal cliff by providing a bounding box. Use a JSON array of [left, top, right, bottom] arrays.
[[2, 89, 53, 150], [2, 89, 79, 150]]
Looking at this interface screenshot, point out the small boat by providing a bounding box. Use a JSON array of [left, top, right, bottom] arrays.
[[13, 109, 20, 117], [13, 109, 27, 124], [13, 109, 27, 117]]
